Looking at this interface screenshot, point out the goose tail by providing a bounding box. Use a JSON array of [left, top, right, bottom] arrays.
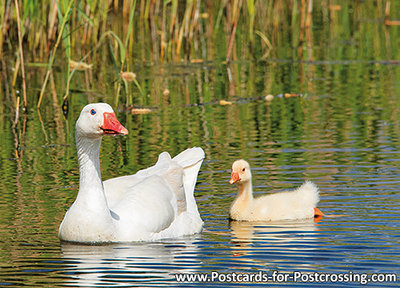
[[173, 147, 205, 215]]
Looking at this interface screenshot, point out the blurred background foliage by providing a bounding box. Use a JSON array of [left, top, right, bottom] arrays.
[[0, 0, 399, 111]]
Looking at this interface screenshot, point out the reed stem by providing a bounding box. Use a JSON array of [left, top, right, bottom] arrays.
[[37, 0, 74, 109], [14, 0, 27, 110], [226, 0, 243, 63]]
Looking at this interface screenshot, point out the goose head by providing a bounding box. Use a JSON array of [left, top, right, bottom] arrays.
[[76, 103, 128, 138], [229, 159, 252, 184]]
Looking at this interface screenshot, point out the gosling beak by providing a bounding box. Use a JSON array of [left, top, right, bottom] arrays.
[[229, 172, 241, 184], [101, 112, 129, 135]]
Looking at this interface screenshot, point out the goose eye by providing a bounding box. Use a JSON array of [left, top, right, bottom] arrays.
[[90, 109, 96, 115], [242, 168, 246, 172]]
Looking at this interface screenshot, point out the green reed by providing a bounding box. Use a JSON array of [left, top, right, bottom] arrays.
[[37, 0, 74, 109], [0, 0, 399, 110]]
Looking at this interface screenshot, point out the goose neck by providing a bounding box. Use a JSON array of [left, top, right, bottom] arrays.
[[237, 180, 253, 201], [75, 134, 107, 208]]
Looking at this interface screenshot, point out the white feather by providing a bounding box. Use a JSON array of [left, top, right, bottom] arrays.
[[230, 160, 320, 221], [59, 103, 204, 243]]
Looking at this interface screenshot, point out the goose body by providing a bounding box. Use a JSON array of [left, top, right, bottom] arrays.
[[229, 160, 320, 221], [59, 103, 204, 243]]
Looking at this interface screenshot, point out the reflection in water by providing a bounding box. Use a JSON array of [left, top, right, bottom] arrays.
[[61, 238, 201, 287], [230, 219, 319, 270], [0, 3, 399, 284]]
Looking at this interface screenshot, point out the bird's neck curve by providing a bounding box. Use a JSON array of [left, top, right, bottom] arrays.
[[236, 179, 254, 202], [75, 133, 109, 210]]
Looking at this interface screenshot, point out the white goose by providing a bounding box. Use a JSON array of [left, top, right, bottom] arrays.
[[229, 160, 324, 221], [59, 103, 204, 243]]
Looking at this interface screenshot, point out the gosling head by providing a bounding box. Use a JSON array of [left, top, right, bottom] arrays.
[[229, 159, 252, 184]]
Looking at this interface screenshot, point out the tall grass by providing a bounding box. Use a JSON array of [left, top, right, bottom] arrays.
[[14, 0, 27, 110], [0, 0, 398, 110], [37, 0, 74, 108]]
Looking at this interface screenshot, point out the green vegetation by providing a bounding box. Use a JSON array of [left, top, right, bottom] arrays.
[[0, 0, 399, 112], [0, 3, 399, 283]]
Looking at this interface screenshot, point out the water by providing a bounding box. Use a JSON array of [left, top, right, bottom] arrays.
[[1, 6, 400, 287], [1, 60, 399, 286]]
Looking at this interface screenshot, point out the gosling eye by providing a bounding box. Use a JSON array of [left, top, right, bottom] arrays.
[[90, 109, 96, 115]]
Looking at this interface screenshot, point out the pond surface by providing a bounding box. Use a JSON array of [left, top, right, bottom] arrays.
[[1, 4, 400, 286], [1, 58, 399, 287]]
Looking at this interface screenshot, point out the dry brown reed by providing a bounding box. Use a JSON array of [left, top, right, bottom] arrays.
[[0, 0, 397, 110]]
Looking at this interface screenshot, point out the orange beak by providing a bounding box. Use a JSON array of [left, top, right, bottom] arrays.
[[101, 112, 129, 135], [229, 172, 241, 184]]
